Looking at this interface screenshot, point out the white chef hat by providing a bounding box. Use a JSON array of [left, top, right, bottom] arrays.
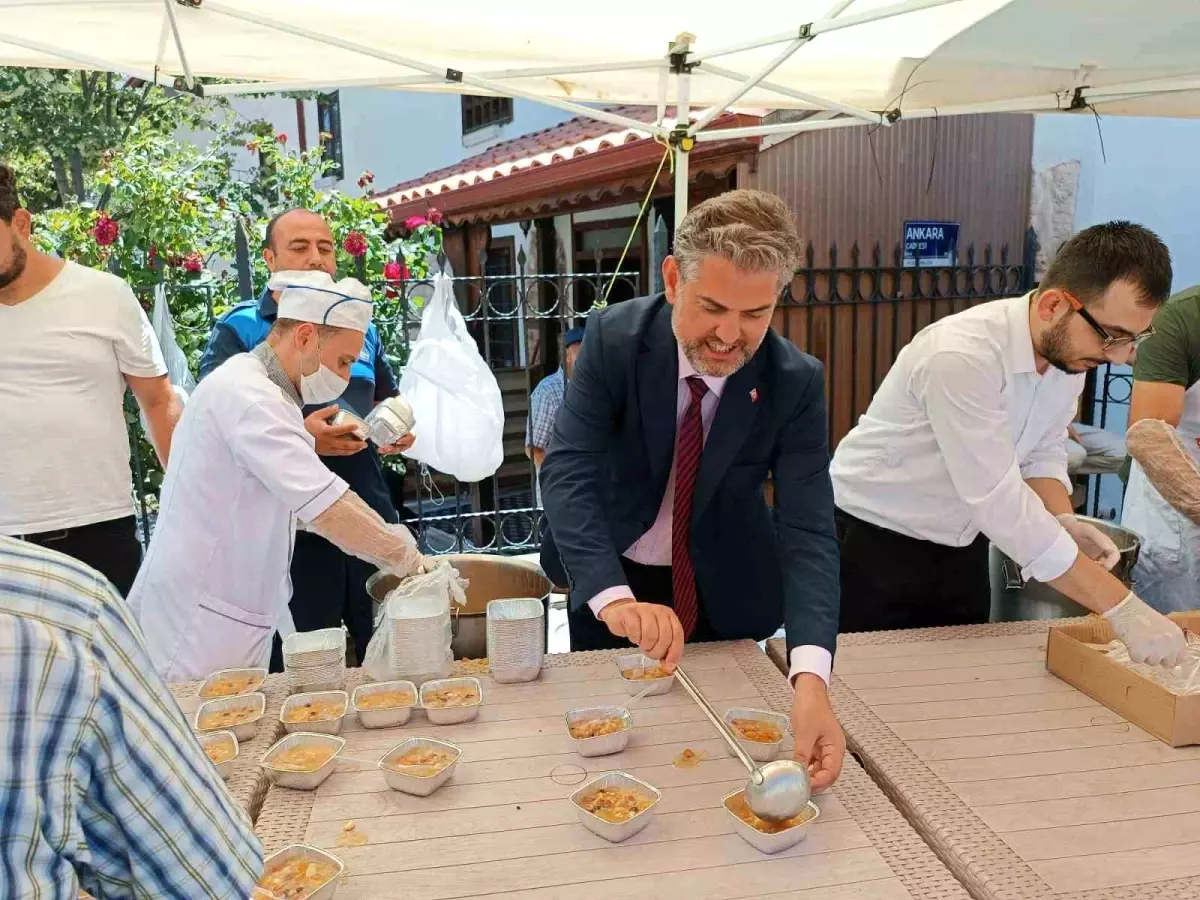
[[268, 270, 373, 333]]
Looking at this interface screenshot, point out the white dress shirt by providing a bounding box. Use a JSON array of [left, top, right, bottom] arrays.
[[831, 292, 1082, 584], [590, 345, 833, 686]]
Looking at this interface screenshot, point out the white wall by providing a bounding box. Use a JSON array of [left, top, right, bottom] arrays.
[[1033, 114, 1200, 291], [189, 91, 573, 197]]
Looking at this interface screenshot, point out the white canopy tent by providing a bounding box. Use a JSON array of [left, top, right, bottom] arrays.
[[5, 0, 1200, 217]]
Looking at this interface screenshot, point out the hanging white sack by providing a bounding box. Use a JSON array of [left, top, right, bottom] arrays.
[[399, 273, 504, 482], [139, 282, 195, 433], [150, 281, 197, 394]]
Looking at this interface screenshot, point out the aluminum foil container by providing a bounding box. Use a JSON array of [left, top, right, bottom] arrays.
[[722, 706, 788, 763], [723, 788, 820, 854], [616, 653, 675, 696], [419, 676, 483, 725], [366, 395, 415, 446], [486, 597, 545, 684], [280, 690, 349, 735], [571, 771, 661, 843], [256, 843, 344, 900], [259, 732, 345, 791], [198, 730, 239, 781], [198, 666, 267, 701], [379, 736, 461, 796], [330, 407, 369, 441], [193, 692, 266, 742], [283, 628, 346, 669], [564, 705, 633, 758], [353, 680, 418, 729]]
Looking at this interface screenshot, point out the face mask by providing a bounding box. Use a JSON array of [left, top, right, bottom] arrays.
[[299, 341, 348, 405]]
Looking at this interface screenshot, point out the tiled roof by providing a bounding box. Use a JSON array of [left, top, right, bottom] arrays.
[[374, 105, 748, 207]]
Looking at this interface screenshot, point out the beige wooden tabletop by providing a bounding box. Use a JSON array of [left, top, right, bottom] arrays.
[[768, 621, 1200, 900], [254, 640, 972, 900], [170, 672, 288, 823]]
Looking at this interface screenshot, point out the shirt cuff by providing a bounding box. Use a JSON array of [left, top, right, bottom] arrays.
[[1022, 526, 1079, 583], [295, 476, 350, 523], [788, 645, 833, 687], [588, 585, 633, 618]]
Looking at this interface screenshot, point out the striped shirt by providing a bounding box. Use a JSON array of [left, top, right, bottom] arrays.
[[526, 367, 567, 506], [0, 535, 262, 899]]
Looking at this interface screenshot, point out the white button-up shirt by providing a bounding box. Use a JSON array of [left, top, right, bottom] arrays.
[[831, 292, 1082, 583], [590, 345, 832, 686]]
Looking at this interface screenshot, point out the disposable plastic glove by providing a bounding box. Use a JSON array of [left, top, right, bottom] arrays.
[[1103, 593, 1188, 668], [1056, 514, 1120, 570], [1126, 418, 1200, 526]]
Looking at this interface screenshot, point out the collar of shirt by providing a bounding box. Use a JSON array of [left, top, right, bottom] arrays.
[[251, 341, 302, 408], [677, 343, 728, 398], [1004, 292, 1039, 376], [256, 287, 278, 321]]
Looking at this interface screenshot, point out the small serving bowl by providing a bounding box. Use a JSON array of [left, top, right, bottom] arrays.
[[615, 654, 675, 696], [722, 706, 788, 763], [419, 677, 483, 725], [379, 736, 461, 796], [254, 843, 344, 900], [723, 788, 820, 854], [279, 690, 349, 735], [571, 771, 661, 843], [259, 732, 345, 791], [352, 680, 418, 729], [193, 692, 266, 742], [198, 667, 267, 700], [564, 705, 633, 758], [197, 729, 239, 780]]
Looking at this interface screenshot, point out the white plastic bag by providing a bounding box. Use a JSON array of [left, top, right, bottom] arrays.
[[361, 559, 467, 684], [151, 281, 197, 394], [399, 273, 504, 482]]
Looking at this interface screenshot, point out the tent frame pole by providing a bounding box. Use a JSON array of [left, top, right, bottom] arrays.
[[673, 61, 692, 224], [200, 0, 670, 138]]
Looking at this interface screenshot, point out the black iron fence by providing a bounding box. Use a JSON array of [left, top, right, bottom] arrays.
[[129, 233, 1059, 555]]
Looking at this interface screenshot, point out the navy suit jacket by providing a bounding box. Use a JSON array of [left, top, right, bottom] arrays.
[[539, 294, 840, 656]]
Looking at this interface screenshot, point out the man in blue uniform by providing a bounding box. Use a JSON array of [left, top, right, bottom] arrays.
[[198, 208, 413, 668]]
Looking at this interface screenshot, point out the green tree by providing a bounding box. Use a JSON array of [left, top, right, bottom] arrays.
[[0, 67, 231, 210]]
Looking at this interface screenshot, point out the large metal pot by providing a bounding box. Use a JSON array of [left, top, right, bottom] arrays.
[[367, 554, 553, 659], [989, 516, 1142, 622]]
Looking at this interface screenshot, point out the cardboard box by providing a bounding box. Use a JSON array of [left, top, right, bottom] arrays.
[[1046, 613, 1200, 747]]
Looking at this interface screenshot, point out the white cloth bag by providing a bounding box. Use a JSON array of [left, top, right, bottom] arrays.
[[361, 560, 466, 684], [399, 273, 504, 482]]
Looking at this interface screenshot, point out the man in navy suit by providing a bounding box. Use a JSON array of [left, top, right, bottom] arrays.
[[540, 189, 844, 790]]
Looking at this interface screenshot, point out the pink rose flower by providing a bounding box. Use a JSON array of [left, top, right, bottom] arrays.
[[343, 231, 369, 257]]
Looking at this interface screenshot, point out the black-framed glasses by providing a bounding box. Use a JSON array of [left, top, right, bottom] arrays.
[[1063, 290, 1155, 350]]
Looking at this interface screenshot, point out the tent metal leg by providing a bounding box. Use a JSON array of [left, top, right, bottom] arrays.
[[674, 67, 691, 222]]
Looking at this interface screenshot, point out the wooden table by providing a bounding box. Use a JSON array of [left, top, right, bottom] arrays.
[[170, 672, 288, 824], [255, 641, 972, 900], [768, 622, 1200, 900]]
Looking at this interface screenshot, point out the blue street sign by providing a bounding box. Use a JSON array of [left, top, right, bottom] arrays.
[[902, 220, 960, 268]]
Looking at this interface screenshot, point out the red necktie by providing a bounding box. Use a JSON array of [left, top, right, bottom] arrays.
[[672, 376, 709, 639]]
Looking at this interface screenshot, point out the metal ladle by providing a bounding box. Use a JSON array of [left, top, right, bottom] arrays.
[[673, 666, 811, 822]]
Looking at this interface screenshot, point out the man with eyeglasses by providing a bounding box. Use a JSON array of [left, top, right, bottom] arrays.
[[831, 222, 1186, 668]]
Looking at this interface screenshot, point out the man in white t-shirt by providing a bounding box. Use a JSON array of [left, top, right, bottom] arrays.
[[0, 163, 183, 596]]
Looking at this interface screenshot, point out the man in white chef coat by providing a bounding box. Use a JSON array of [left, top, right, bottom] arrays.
[[130, 270, 427, 681], [832, 221, 1186, 667]]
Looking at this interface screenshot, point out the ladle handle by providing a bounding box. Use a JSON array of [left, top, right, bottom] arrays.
[[673, 665, 763, 783]]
